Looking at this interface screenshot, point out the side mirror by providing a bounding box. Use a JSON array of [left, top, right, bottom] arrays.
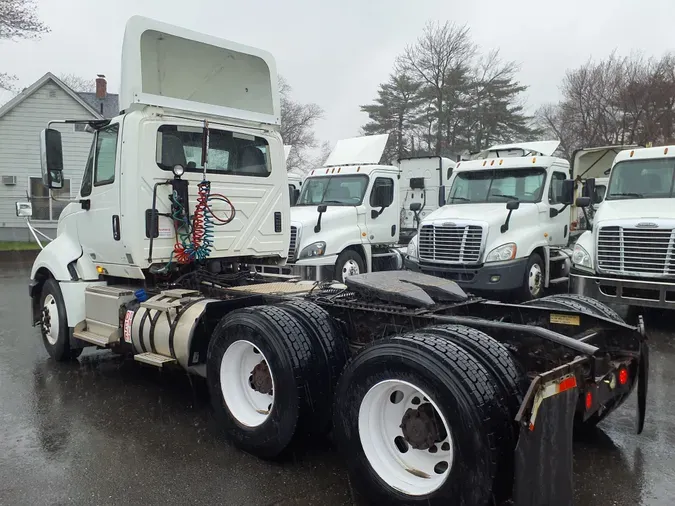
[[560, 179, 575, 205], [576, 197, 591, 208], [583, 178, 596, 204], [506, 200, 520, 210], [439, 185, 446, 206], [15, 201, 32, 218], [409, 202, 422, 212], [317, 204, 327, 213], [40, 128, 64, 189]]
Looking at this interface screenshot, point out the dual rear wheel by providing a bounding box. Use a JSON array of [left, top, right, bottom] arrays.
[[209, 304, 523, 505]]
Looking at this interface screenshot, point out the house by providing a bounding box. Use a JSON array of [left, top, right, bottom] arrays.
[[0, 73, 118, 241]]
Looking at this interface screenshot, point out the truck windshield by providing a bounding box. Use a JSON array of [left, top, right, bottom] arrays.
[[296, 175, 369, 206], [156, 125, 271, 177], [606, 159, 675, 200], [448, 168, 546, 204]]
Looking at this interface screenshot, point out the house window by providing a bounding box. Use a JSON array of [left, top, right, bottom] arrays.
[[30, 177, 71, 221]]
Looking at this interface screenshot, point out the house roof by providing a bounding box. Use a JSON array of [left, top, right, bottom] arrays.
[[0, 72, 108, 121], [77, 92, 119, 119]]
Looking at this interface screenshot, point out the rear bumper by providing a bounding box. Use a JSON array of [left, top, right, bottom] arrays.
[[404, 257, 528, 293], [570, 270, 675, 309]]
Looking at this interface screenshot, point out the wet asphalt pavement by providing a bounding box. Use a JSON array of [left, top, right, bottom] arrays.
[[1, 263, 674, 506]]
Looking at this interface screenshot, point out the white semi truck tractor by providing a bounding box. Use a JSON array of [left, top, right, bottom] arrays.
[[571, 144, 675, 310], [405, 141, 579, 300], [284, 134, 455, 281], [18, 16, 648, 506]]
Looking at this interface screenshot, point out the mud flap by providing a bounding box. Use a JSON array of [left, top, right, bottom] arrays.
[[636, 342, 649, 435], [513, 387, 577, 506]]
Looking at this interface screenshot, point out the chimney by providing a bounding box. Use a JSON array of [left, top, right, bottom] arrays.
[[95, 74, 107, 99]]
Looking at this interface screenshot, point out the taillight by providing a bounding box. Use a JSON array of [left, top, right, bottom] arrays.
[[618, 367, 629, 386], [585, 391, 593, 410]]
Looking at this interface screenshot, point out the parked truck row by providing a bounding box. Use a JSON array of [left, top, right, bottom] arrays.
[[17, 16, 649, 506]]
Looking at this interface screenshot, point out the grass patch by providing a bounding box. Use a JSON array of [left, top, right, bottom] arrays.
[[0, 241, 42, 251]]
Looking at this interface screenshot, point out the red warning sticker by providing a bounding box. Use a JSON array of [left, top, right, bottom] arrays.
[[123, 310, 134, 344]]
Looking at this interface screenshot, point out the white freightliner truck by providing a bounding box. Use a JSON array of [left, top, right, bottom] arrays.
[[284, 134, 455, 281], [571, 144, 675, 310], [405, 141, 581, 299], [18, 16, 648, 506]]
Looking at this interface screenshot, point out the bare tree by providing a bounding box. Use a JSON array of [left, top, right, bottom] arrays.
[[279, 76, 324, 171], [1, 0, 49, 91], [58, 73, 95, 92], [397, 21, 475, 155], [538, 51, 675, 158]]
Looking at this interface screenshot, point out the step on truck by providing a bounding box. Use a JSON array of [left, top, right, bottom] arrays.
[[571, 144, 675, 310], [281, 135, 455, 281], [19, 16, 648, 506]]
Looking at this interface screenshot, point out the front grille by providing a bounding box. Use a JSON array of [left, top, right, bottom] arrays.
[[597, 226, 675, 276], [418, 224, 483, 264], [288, 226, 298, 261]]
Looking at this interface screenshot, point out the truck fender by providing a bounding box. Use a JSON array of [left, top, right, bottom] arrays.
[[30, 234, 96, 282]]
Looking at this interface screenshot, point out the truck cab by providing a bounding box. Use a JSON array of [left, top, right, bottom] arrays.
[[287, 135, 400, 281], [571, 144, 675, 309], [23, 16, 289, 353], [405, 141, 576, 299]]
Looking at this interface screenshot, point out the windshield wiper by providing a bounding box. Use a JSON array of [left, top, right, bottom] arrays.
[[322, 200, 346, 204], [610, 192, 643, 198], [449, 196, 470, 202], [494, 194, 519, 200]]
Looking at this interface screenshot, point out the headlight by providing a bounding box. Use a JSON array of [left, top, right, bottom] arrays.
[[485, 243, 517, 263], [299, 241, 326, 259], [406, 236, 418, 259], [572, 244, 592, 268]]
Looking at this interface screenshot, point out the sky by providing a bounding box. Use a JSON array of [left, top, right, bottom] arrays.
[[1, 0, 673, 149]]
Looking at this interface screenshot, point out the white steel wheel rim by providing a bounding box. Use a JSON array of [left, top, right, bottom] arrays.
[[220, 340, 275, 428], [358, 379, 453, 496], [342, 259, 360, 280], [43, 294, 59, 345], [528, 263, 543, 297]]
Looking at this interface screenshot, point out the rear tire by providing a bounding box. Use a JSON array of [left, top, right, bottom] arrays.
[[333, 333, 504, 506], [537, 294, 624, 322], [39, 279, 81, 361], [523, 294, 624, 323], [274, 300, 349, 433], [206, 306, 321, 458], [334, 249, 365, 282], [422, 324, 523, 500]]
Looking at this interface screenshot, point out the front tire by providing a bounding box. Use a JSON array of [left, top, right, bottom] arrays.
[[519, 253, 544, 301], [334, 249, 365, 282], [333, 333, 503, 505], [39, 279, 81, 361]]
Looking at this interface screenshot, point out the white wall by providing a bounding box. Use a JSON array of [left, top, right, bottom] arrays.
[[0, 81, 95, 240]]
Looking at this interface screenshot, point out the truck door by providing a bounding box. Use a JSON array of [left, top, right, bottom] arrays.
[[546, 171, 570, 246], [76, 121, 126, 265], [365, 175, 398, 244]]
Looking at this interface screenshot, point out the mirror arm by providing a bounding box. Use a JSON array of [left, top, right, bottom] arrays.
[[501, 210, 514, 233], [582, 207, 592, 231], [314, 211, 324, 233]]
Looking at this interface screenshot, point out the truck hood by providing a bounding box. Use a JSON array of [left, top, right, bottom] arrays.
[[595, 199, 675, 224], [290, 205, 359, 250], [424, 203, 517, 226]]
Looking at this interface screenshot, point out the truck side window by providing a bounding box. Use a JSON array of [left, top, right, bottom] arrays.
[[370, 177, 394, 207], [548, 172, 567, 204], [80, 139, 95, 197], [94, 124, 119, 187]]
